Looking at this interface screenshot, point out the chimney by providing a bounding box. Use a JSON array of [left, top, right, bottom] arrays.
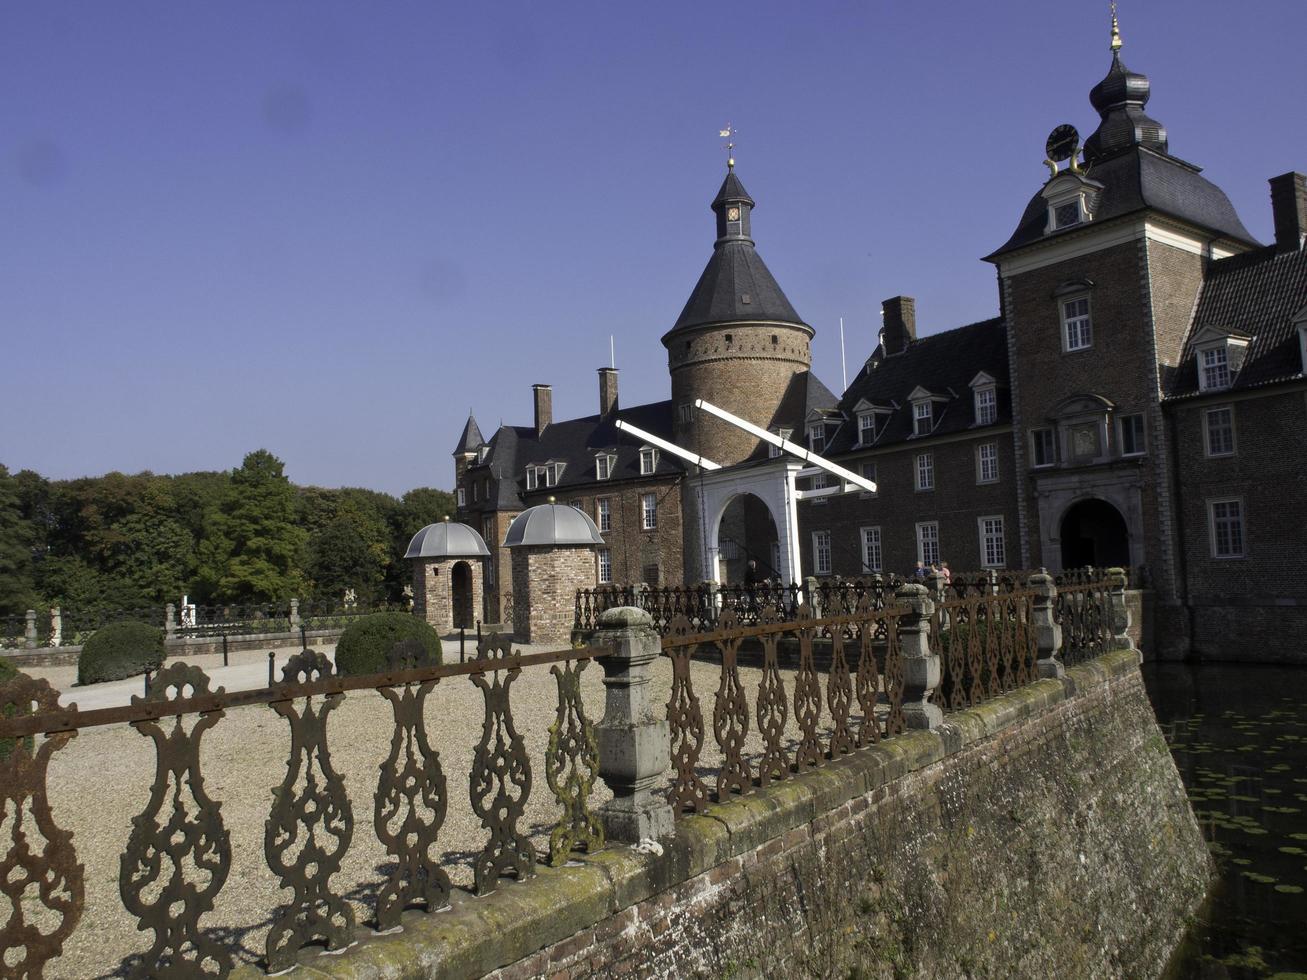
[[1270, 172, 1307, 252], [598, 367, 619, 417], [532, 384, 552, 436], [881, 296, 916, 356]]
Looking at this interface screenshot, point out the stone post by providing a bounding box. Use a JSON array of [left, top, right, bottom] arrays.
[[924, 569, 947, 601], [49, 607, 61, 648], [805, 575, 821, 615], [894, 583, 941, 730], [1106, 567, 1137, 659], [165, 603, 177, 639], [593, 606, 674, 842], [24, 609, 37, 649], [289, 598, 301, 630], [1029, 569, 1063, 679]]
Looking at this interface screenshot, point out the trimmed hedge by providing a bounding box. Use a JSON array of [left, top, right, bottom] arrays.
[[335, 612, 442, 676], [78, 621, 166, 686], [0, 655, 32, 761]]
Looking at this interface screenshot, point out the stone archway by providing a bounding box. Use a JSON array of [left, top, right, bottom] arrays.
[[1059, 498, 1130, 570], [451, 560, 474, 629], [714, 493, 781, 585]]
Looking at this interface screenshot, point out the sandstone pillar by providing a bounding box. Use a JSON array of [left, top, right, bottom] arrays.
[[1030, 569, 1064, 679], [894, 583, 941, 730], [593, 607, 674, 842]]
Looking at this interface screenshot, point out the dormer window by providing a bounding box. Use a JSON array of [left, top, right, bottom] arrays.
[[913, 401, 933, 436], [478, 445, 489, 463], [1193, 328, 1251, 393], [769, 427, 792, 458], [807, 423, 826, 453], [1200, 346, 1231, 391], [595, 453, 616, 480], [525, 462, 563, 490], [639, 447, 658, 475], [1054, 202, 1081, 228], [1041, 172, 1102, 236], [858, 412, 877, 444]]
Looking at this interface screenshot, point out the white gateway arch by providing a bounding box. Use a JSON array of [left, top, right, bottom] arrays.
[[616, 399, 877, 585]]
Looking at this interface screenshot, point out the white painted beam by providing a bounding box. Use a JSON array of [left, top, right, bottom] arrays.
[[613, 419, 722, 470], [693, 399, 878, 492]]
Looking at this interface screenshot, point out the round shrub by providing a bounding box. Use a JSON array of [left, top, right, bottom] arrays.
[[334, 612, 442, 676], [0, 655, 33, 761], [78, 621, 166, 686]]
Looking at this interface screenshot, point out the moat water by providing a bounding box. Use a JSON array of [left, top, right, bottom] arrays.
[[1144, 662, 1307, 979]]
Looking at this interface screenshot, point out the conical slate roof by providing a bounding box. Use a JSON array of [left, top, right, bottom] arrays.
[[453, 415, 485, 455], [502, 503, 603, 548], [405, 520, 491, 559], [664, 167, 808, 340]]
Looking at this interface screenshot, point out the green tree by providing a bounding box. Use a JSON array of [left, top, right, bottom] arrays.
[[385, 488, 456, 599], [305, 499, 390, 602], [195, 450, 307, 603], [0, 465, 36, 616]]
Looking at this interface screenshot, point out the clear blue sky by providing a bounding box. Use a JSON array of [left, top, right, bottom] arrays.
[[2, 1, 1304, 495]]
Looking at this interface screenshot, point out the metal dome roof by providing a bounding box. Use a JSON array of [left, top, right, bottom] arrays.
[[404, 520, 491, 559], [502, 503, 604, 548]]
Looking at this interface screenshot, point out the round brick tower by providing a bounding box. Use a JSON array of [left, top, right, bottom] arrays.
[[663, 166, 813, 467]]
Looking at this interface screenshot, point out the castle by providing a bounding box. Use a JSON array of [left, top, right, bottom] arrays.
[[452, 20, 1307, 661]]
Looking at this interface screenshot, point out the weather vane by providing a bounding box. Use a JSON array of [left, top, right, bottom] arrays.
[[720, 124, 737, 170]]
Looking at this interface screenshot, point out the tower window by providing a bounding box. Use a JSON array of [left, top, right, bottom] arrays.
[[1062, 296, 1092, 352], [724, 334, 733, 345], [771, 334, 778, 344]]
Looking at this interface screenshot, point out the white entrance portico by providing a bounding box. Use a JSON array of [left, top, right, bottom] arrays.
[[694, 459, 804, 584], [616, 399, 878, 587]]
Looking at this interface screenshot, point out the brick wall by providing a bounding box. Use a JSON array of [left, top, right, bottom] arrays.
[[538, 480, 685, 588], [668, 322, 812, 466], [798, 431, 1020, 576], [1169, 385, 1307, 661], [510, 546, 596, 645], [1001, 234, 1203, 598]]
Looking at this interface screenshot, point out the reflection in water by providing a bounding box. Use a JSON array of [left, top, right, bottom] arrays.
[[1144, 663, 1307, 978]]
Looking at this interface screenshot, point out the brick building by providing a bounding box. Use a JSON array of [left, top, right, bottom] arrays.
[[454, 21, 1307, 658]]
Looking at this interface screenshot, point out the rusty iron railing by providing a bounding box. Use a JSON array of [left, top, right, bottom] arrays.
[[0, 635, 608, 977], [930, 588, 1041, 712], [1053, 575, 1112, 665], [659, 601, 908, 814]]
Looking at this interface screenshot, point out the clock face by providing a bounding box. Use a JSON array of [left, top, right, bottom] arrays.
[[726, 206, 740, 222], [1045, 123, 1080, 163]]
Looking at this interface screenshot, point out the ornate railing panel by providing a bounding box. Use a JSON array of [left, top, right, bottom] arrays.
[[1054, 576, 1112, 665], [931, 589, 1040, 713], [0, 635, 608, 978], [661, 601, 907, 814]]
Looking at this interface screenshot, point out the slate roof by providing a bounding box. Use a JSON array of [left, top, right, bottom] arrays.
[[453, 414, 485, 454], [820, 317, 1011, 456], [712, 171, 754, 208], [469, 399, 683, 508], [666, 241, 808, 338], [987, 147, 1258, 260], [665, 169, 809, 340], [1165, 246, 1307, 399]]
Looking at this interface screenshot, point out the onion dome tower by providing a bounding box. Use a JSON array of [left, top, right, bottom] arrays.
[[1082, 10, 1168, 164], [662, 161, 813, 466]]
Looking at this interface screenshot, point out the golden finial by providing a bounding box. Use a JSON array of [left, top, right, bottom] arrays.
[[1110, 1, 1123, 51], [719, 124, 736, 170]]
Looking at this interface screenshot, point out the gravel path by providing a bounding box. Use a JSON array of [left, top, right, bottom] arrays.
[[17, 646, 875, 979]]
